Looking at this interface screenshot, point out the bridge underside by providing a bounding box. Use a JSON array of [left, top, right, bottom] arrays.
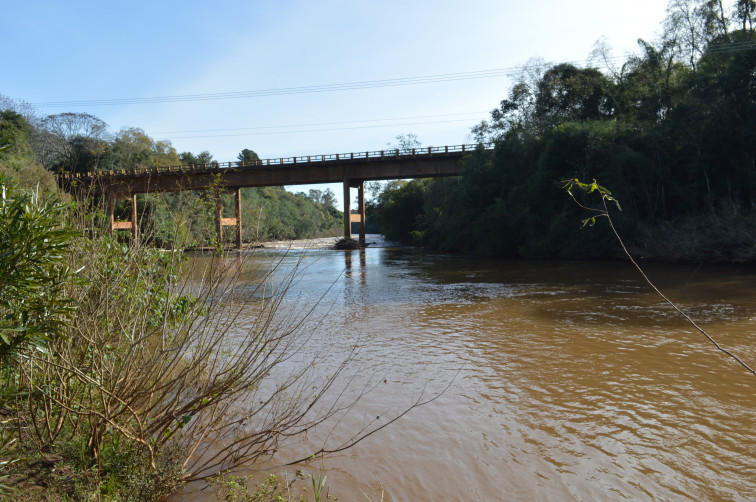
[[67, 154, 465, 197], [60, 151, 468, 249]]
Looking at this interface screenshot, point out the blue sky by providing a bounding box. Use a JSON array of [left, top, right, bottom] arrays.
[[2, 0, 668, 206]]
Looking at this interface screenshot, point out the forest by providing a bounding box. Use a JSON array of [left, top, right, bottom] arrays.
[[370, 1, 756, 262]]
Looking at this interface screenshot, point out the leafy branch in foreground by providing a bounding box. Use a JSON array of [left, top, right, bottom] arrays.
[[0, 174, 80, 359], [563, 178, 756, 377]]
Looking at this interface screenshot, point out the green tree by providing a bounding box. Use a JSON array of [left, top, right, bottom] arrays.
[[735, 0, 755, 30], [237, 148, 261, 165], [112, 127, 180, 170], [533, 64, 614, 125]]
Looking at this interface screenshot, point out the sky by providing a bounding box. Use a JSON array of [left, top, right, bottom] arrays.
[[1, 0, 669, 208]]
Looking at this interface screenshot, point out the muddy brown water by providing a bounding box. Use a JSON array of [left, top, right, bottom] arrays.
[[182, 240, 756, 501]]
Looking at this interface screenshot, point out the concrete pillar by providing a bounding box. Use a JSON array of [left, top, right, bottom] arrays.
[[357, 181, 366, 246], [343, 178, 351, 239], [130, 193, 138, 241], [234, 188, 242, 250]]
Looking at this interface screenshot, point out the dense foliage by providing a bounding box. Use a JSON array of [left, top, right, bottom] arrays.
[[0, 176, 79, 359], [371, 4, 756, 262]]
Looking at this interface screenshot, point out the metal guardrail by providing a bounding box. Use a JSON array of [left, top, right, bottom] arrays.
[[56, 143, 495, 179]]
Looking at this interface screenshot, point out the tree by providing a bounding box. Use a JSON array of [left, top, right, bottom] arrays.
[[735, 0, 755, 30], [471, 57, 551, 141], [306, 188, 337, 208], [34, 112, 110, 173], [0, 110, 34, 172], [533, 64, 614, 124], [112, 128, 180, 170], [387, 133, 421, 154], [321, 188, 337, 208], [237, 148, 261, 165]]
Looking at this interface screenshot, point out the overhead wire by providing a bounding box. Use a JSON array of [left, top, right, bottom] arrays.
[[32, 56, 631, 108], [30, 41, 755, 109], [156, 117, 483, 140], [148, 111, 489, 136]]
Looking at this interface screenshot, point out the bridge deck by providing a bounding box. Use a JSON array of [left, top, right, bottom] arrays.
[[58, 144, 490, 197]]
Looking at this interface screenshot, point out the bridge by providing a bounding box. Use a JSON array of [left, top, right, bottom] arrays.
[[58, 143, 490, 248]]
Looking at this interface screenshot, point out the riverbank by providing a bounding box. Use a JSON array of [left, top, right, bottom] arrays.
[[190, 234, 395, 252]]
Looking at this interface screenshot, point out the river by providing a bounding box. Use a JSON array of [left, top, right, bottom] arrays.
[[183, 236, 756, 500]]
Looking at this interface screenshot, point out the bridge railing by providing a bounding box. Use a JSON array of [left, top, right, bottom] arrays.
[[56, 143, 495, 179]]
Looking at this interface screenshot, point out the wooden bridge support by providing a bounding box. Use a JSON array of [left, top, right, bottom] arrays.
[[215, 188, 243, 250], [342, 179, 366, 245], [108, 193, 138, 241]]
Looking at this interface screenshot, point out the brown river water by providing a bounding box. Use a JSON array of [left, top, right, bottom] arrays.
[[182, 237, 756, 501]]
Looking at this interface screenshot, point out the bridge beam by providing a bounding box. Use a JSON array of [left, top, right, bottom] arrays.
[[69, 151, 468, 197]]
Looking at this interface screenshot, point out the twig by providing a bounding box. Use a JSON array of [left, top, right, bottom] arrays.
[[564, 178, 756, 376]]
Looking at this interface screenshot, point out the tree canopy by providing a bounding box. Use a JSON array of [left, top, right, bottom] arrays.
[[372, 3, 756, 262]]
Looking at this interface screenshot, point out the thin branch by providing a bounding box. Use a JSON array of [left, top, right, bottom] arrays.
[[565, 178, 756, 376]]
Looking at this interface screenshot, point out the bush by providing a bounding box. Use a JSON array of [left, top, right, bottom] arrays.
[[0, 175, 78, 360]]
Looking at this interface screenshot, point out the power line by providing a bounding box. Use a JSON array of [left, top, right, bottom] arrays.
[[34, 68, 523, 107], [32, 58, 615, 108], [30, 41, 754, 109], [148, 111, 489, 135], [157, 117, 483, 140]]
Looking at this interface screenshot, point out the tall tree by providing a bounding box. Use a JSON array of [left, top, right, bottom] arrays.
[[237, 148, 260, 165], [34, 112, 110, 173], [735, 0, 755, 30]]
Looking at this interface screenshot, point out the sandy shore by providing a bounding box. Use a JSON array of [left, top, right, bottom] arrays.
[[192, 234, 391, 252]]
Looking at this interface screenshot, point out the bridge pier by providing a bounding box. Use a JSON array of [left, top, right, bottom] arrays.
[[343, 178, 351, 240], [357, 182, 365, 246], [215, 188, 243, 250], [342, 179, 366, 245], [107, 192, 138, 241]]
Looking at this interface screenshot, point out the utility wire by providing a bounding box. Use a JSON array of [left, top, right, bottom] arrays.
[[34, 68, 523, 107], [156, 117, 482, 140], [32, 57, 624, 108], [30, 41, 754, 109], [149, 111, 488, 135]]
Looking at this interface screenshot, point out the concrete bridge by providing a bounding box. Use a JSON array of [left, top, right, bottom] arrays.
[[57, 143, 490, 247]]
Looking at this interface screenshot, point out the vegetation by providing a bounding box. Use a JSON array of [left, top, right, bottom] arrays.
[[0, 175, 429, 500], [370, 1, 756, 263], [0, 101, 342, 248], [0, 108, 420, 499]]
